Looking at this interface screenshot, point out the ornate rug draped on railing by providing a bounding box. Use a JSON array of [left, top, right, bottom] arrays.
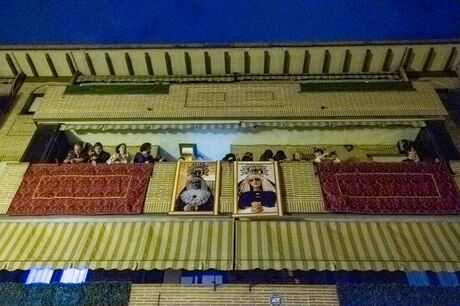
[[316, 162, 460, 214], [8, 164, 152, 215]]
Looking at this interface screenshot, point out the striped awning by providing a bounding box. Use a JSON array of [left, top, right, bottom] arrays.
[[60, 119, 426, 131], [3, 218, 457, 272], [0, 219, 233, 271], [235, 220, 460, 272]]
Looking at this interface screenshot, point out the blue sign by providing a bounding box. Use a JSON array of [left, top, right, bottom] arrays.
[[270, 294, 282, 306]]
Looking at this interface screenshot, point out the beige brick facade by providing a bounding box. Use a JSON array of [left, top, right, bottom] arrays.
[[0, 83, 48, 161], [0, 163, 28, 213], [34, 81, 446, 122], [129, 284, 339, 306]]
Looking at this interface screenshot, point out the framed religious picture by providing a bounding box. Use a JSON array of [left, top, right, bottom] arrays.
[[170, 160, 221, 215], [233, 161, 283, 217]]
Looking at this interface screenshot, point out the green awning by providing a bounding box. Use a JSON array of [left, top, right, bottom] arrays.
[[61, 119, 426, 131], [235, 220, 460, 272], [0, 219, 233, 271], [1, 217, 458, 272]]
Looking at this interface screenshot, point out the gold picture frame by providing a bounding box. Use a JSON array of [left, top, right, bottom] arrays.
[[233, 161, 283, 217], [170, 160, 220, 215]]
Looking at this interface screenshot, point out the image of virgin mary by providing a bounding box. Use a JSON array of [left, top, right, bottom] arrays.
[[175, 176, 214, 212], [238, 173, 277, 213]]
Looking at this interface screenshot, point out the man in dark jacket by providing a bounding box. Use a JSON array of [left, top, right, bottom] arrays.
[[89, 142, 110, 165]]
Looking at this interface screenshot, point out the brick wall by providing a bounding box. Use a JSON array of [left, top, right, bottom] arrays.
[[0, 163, 28, 213], [35, 81, 446, 121], [129, 284, 339, 305], [0, 83, 45, 161]]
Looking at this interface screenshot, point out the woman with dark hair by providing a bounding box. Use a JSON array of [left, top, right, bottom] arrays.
[[222, 153, 237, 162], [107, 143, 132, 164], [313, 148, 328, 164], [133, 142, 155, 163], [260, 149, 274, 161], [242, 152, 254, 161], [273, 150, 287, 162]]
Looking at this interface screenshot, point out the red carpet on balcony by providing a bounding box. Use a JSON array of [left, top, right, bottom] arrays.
[[316, 162, 460, 214], [8, 164, 153, 216]]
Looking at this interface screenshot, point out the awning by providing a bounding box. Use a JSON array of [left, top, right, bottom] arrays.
[[0, 219, 233, 271], [235, 220, 460, 272], [1, 218, 458, 272], [60, 119, 426, 131]]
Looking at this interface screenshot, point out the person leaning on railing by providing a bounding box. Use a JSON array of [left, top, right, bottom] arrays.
[[402, 146, 420, 163], [107, 143, 132, 164], [63, 142, 89, 164], [313, 148, 341, 164], [89, 142, 110, 165]]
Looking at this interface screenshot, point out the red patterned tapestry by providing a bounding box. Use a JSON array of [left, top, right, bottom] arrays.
[[316, 162, 460, 214], [8, 164, 153, 215]]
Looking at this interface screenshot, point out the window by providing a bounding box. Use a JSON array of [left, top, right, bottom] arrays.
[[21, 93, 45, 115], [60, 268, 88, 283], [25, 268, 53, 284], [180, 270, 224, 285]]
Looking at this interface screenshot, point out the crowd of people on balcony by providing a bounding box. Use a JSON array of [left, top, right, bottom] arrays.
[[222, 148, 341, 163], [63, 141, 165, 165], [222, 146, 423, 164], [63, 141, 423, 165], [224, 150, 290, 162]]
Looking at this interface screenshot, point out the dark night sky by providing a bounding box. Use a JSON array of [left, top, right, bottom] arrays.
[[1, 1, 459, 45]]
